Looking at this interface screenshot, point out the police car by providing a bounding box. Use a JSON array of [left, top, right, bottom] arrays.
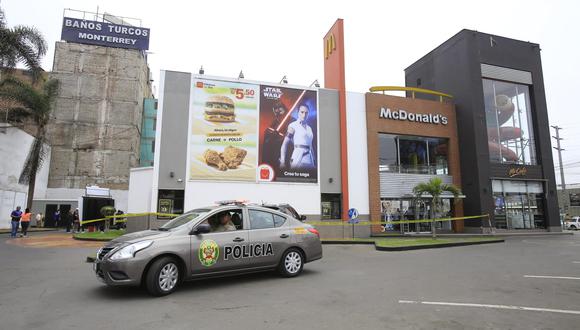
[[92, 201, 322, 296]]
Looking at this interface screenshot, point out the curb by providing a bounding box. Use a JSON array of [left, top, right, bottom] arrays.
[[374, 239, 505, 251], [322, 240, 375, 245]]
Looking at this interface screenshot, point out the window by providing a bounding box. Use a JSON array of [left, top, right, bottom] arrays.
[[151, 139, 155, 153], [379, 133, 449, 175], [206, 209, 243, 231], [570, 193, 580, 207], [274, 214, 286, 227], [249, 210, 274, 229], [321, 194, 341, 219], [378, 134, 399, 173], [157, 189, 184, 219], [159, 209, 209, 230], [483, 79, 536, 165]]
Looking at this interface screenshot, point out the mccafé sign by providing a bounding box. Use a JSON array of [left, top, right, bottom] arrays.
[[379, 107, 448, 125], [508, 167, 527, 177]]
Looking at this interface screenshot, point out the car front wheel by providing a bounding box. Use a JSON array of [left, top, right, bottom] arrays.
[[145, 257, 180, 296], [278, 248, 304, 277]]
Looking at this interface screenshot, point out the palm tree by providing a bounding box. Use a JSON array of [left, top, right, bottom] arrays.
[[0, 76, 59, 210], [0, 7, 47, 78], [413, 177, 461, 239]]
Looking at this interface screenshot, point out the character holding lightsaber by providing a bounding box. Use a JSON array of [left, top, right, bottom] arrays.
[[279, 103, 316, 169]]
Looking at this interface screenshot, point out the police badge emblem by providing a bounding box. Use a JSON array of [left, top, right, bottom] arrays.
[[199, 239, 219, 267]]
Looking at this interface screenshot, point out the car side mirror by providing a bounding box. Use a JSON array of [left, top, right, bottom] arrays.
[[191, 223, 211, 235], [300, 215, 307, 221]]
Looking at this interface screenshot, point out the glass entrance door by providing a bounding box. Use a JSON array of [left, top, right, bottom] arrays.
[[492, 180, 545, 229]]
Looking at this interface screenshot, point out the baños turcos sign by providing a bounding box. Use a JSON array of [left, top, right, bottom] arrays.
[[61, 17, 150, 50]]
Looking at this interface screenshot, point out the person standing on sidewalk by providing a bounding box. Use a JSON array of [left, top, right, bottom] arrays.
[[35, 212, 43, 228], [10, 206, 22, 238], [72, 208, 80, 233], [53, 209, 60, 228], [20, 208, 31, 237]]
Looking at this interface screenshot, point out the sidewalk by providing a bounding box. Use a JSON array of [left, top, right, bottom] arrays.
[[0, 227, 57, 235]]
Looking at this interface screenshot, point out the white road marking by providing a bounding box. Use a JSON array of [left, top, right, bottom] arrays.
[[398, 300, 580, 315], [524, 275, 580, 280]]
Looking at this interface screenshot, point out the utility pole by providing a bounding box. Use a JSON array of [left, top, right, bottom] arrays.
[[551, 125, 566, 216]]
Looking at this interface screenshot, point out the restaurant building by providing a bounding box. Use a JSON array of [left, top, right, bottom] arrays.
[[127, 22, 560, 234]]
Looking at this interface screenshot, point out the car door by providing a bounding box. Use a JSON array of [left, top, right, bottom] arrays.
[[247, 208, 291, 268], [190, 208, 249, 276]]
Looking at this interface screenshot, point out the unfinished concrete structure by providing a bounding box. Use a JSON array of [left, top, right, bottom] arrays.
[[46, 42, 152, 210]]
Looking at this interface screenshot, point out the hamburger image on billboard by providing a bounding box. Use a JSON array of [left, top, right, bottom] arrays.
[[258, 85, 318, 183], [189, 79, 259, 181], [204, 95, 236, 122]]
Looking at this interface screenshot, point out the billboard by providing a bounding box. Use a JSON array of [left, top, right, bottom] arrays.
[[61, 17, 150, 50], [189, 79, 259, 181], [258, 85, 318, 183]]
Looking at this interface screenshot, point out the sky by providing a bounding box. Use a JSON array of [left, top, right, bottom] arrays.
[[4, 0, 580, 186]]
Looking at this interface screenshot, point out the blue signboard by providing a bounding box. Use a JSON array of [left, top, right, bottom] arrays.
[[61, 17, 150, 51], [347, 208, 359, 224]]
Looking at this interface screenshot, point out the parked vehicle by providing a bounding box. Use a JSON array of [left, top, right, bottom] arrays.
[[565, 216, 580, 230]]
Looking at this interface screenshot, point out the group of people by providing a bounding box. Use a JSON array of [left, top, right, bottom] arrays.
[[9, 206, 81, 237], [10, 206, 31, 238]]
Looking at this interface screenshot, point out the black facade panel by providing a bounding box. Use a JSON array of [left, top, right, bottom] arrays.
[[405, 29, 560, 230]]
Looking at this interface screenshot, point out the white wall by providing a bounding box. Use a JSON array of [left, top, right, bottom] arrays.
[[346, 92, 370, 215], [150, 70, 165, 213], [184, 181, 321, 215], [0, 127, 50, 228], [45, 188, 129, 213], [128, 167, 153, 213]]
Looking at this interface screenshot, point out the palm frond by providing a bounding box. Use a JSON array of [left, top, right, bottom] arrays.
[[13, 25, 47, 58], [0, 8, 6, 28], [43, 78, 60, 100], [0, 18, 46, 75], [0, 76, 41, 111], [19, 136, 46, 185]]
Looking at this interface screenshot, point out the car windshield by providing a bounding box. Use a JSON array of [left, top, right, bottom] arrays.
[[158, 209, 210, 230]]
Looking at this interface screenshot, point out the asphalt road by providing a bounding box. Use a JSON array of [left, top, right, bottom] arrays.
[[1, 232, 579, 329]]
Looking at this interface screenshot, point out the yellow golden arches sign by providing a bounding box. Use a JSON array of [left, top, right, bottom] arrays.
[[324, 33, 336, 59]]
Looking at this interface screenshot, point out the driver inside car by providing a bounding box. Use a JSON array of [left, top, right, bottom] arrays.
[[212, 212, 236, 232]]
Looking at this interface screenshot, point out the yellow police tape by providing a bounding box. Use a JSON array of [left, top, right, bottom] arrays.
[[80, 212, 180, 225], [305, 214, 489, 226], [80, 212, 489, 227]]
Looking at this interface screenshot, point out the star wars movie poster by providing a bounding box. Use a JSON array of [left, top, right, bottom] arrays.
[[258, 85, 318, 183], [189, 79, 259, 181]]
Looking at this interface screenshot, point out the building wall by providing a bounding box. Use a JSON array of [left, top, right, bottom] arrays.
[[47, 42, 152, 191], [153, 71, 324, 217], [156, 71, 190, 190], [44, 187, 128, 213], [405, 30, 560, 231], [364, 93, 463, 230], [558, 188, 580, 218], [128, 167, 153, 213], [0, 127, 51, 228], [345, 92, 369, 216], [318, 89, 342, 194]]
